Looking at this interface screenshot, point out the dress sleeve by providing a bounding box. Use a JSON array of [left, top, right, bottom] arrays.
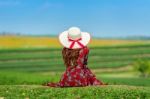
[[77, 47, 89, 67]]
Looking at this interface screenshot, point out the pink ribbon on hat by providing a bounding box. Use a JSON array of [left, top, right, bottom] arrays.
[[68, 37, 84, 49]]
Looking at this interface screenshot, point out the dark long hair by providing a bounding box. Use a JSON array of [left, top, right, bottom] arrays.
[[62, 47, 81, 67]]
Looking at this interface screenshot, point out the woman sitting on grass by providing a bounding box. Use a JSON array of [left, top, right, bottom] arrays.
[[45, 27, 104, 87]]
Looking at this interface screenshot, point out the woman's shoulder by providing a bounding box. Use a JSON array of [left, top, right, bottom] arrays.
[[79, 46, 89, 54], [83, 46, 89, 51]]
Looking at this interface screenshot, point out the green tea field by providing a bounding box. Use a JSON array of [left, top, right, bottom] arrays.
[[0, 42, 150, 98]]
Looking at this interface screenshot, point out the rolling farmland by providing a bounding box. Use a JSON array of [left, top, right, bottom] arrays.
[[0, 44, 150, 72], [0, 36, 150, 98]]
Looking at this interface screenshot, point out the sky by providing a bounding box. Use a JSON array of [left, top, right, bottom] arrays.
[[0, 0, 150, 37]]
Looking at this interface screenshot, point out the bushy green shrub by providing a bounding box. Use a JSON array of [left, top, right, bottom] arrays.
[[133, 59, 150, 77]]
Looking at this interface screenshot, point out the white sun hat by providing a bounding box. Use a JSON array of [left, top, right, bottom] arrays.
[[59, 27, 91, 49]]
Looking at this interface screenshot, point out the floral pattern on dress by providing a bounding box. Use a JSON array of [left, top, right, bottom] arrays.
[[47, 46, 103, 87]]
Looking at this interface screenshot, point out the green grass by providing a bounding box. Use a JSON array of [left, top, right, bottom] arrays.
[[0, 71, 150, 87], [0, 70, 150, 98], [0, 85, 149, 99], [101, 77, 150, 87], [0, 71, 60, 85]]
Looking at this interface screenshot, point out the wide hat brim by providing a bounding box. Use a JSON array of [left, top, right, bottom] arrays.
[[59, 31, 91, 49]]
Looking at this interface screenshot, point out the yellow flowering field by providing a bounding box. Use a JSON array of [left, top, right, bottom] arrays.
[[0, 36, 149, 49]]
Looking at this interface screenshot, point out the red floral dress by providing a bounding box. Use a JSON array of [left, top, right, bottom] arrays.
[[46, 46, 103, 87]]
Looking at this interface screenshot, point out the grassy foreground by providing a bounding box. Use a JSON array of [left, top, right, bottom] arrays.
[[0, 71, 150, 98], [0, 85, 150, 99], [1, 71, 150, 87]]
